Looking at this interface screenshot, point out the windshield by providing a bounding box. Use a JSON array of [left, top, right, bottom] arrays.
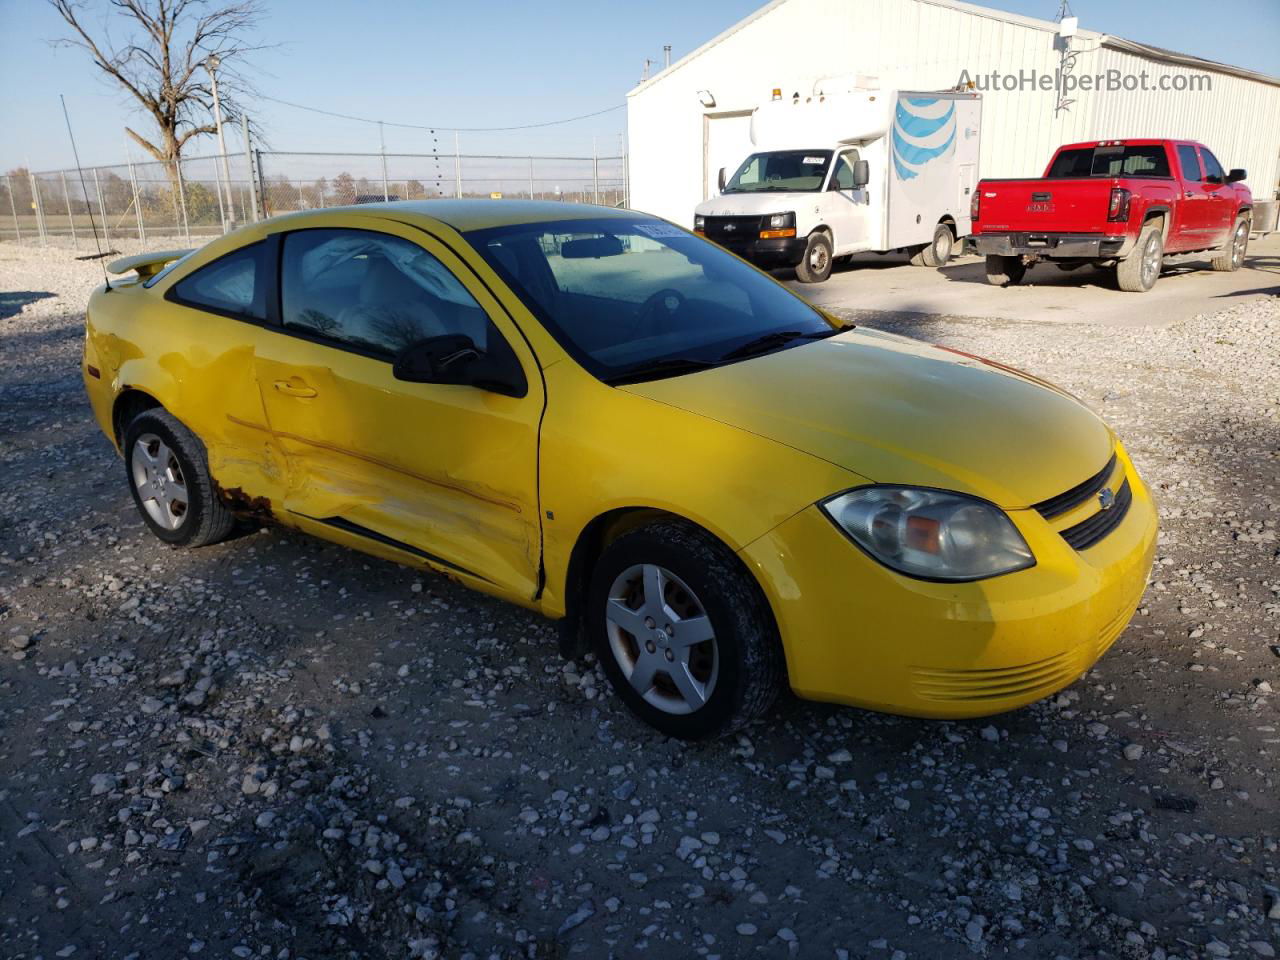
[[1046, 145, 1170, 178], [724, 150, 832, 193], [467, 217, 836, 383]]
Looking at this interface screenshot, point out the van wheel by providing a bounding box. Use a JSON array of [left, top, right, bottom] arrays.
[[589, 520, 785, 740], [1210, 218, 1248, 272], [124, 409, 236, 547], [1116, 223, 1163, 292], [794, 232, 833, 283], [912, 224, 954, 267], [984, 255, 1026, 286]]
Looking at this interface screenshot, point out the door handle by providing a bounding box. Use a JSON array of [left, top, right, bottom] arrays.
[[273, 379, 317, 398]]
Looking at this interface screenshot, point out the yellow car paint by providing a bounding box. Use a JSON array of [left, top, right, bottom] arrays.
[[84, 200, 1158, 719]]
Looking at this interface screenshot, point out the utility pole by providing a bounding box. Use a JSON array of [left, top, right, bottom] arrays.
[[207, 54, 237, 230]]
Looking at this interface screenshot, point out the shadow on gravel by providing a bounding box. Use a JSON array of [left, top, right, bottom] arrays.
[[0, 290, 56, 319]]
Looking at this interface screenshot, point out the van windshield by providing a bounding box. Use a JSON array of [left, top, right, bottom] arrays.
[[467, 217, 838, 384], [723, 150, 832, 193]]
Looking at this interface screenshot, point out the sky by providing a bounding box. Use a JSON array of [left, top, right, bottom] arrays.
[[1, 0, 1277, 172]]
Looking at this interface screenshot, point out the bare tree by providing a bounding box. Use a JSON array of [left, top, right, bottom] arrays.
[[48, 0, 266, 192]]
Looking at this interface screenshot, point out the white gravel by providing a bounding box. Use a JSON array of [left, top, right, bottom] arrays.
[[1, 238, 1277, 959]]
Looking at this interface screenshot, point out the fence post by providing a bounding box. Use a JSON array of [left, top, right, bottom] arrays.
[[254, 149, 267, 219], [175, 162, 191, 245], [127, 159, 146, 244], [61, 171, 78, 250], [243, 114, 260, 222], [297, 181, 305, 211], [454, 132, 462, 199], [592, 139, 600, 205], [379, 120, 389, 202], [92, 167, 111, 248], [212, 154, 229, 233], [528, 157, 535, 199], [5, 175, 21, 244], [30, 173, 47, 245]]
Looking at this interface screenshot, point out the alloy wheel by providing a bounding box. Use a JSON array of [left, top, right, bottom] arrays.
[[604, 563, 719, 715], [131, 433, 189, 530], [1232, 223, 1247, 268], [1141, 235, 1160, 287]]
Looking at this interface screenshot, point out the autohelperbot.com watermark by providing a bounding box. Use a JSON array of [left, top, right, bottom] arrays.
[[957, 68, 1212, 94]]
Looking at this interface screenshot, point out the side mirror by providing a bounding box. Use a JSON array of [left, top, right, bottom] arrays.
[[852, 159, 870, 188], [717, 167, 727, 192], [393, 333, 527, 398], [1226, 168, 1246, 183]]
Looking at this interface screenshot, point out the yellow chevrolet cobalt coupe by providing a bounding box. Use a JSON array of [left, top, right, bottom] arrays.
[[83, 200, 1157, 739]]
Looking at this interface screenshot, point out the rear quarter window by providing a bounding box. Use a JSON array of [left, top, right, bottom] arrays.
[[169, 242, 269, 320]]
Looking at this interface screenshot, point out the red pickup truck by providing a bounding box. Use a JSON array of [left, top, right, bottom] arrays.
[[971, 139, 1252, 292]]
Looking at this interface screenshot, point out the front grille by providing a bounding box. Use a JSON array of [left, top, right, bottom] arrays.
[[1033, 453, 1117, 520], [911, 652, 1077, 703], [1060, 478, 1132, 550], [702, 215, 762, 241]]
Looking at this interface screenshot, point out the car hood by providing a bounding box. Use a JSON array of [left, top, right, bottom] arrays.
[[695, 192, 817, 217], [623, 328, 1114, 509]]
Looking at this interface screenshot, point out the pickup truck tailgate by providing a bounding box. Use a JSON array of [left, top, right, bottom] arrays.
[[976, 178, 1119, 234]]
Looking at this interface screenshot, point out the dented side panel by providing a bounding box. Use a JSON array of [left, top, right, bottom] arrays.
[[252, 215, 545, 600]]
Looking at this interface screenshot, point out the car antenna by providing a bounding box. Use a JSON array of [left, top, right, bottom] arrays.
[[60, 94, 111, 292]]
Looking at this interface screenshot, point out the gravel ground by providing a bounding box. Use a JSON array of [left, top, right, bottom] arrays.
[[1, 238, 1277, 960]]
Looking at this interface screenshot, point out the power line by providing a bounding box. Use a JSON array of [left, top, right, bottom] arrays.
[[257, 95, 625, 132]]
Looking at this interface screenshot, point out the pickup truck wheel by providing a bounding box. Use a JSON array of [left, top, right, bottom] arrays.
[[1116, 224, 1163, 292], [913, 224, 954, 267], [589, 520, 785, 740], [124, 409, 236, 548], [794, 232, 833, 283], [984, 255, 1026, 286], [1211, 218, 1249, 272]]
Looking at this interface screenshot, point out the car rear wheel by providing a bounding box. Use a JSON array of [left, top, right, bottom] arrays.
[[124, 409, 235, 547], [984, 254, 1026, 286], [589, 520, 784, 739], [1116, 223, 1163, 292], [912, 224, 954, 267], [794, 232, 833, 283], [1210, 218, 1249, 272]]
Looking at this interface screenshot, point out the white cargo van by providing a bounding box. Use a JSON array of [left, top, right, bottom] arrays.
[[694, 89, 981, 282]]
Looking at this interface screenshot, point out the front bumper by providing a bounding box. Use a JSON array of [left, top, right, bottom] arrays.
[[972, 232, 1130, 259], [704, 234, 808, 268], [740, 447, 1158, 718]]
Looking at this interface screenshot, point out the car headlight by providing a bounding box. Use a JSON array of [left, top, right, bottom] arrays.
[[820, 487, 1034, 581], [767, 212, 795, 229], [694, 215, 706, 232]]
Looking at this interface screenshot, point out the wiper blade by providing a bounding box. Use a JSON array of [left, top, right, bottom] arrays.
[[604, 356, 718, 386], [718, 327, 840, 362]]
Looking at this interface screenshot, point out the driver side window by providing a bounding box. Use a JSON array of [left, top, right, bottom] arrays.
[[279, 228, 491, 358], [831, 150, 861, 190], [1199, 148, 1225, 182]]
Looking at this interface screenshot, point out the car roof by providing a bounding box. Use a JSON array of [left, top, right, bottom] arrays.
[[266, 199, 646, 233]]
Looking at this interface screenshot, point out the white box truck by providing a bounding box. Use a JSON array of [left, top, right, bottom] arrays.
[[694, 88, 982, 282]]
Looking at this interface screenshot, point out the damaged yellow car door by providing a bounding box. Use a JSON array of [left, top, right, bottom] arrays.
[[251, 217, 544, 599]]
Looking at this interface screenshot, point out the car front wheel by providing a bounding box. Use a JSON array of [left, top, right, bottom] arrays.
[[589, 520, 784, 739]]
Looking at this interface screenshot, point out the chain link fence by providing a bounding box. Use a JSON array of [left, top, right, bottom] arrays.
[[2, 149, 628, 248]]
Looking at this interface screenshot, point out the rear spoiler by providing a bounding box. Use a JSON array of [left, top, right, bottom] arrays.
[[106, 248, 194, 281]]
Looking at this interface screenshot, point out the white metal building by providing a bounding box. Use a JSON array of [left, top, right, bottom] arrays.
[[626, 0, 1280, 228]]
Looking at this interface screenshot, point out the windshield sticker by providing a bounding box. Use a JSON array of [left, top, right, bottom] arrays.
[[634, 223, 687, 239], [803, 156, 826, 165]]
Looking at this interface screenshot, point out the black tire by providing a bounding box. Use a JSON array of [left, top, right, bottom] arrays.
[[123, 409, 235, 547], [794, 232, 833, 283], [1116, 223, 1163, 292], [912, 224, 954, 267], [1210, 217, 1249, 272], [588, 520, 785, 740], [984, 254, 1026, 286]]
